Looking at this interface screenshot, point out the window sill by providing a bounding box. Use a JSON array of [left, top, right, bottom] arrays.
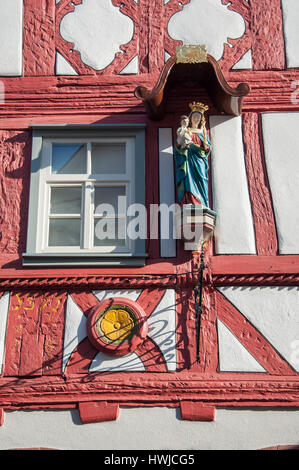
[[22, 252, 148, 267]]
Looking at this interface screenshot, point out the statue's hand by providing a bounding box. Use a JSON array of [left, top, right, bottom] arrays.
[[192, 143, 201, 150]]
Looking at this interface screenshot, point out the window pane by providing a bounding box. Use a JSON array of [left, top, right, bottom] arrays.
[[49, 218, 81, 246], [94, 217, 126, 247], [52, 144, 86, 174], [94, 187, 126, 215], [50, 187, 82, 214], [92, 144, 126, 174]]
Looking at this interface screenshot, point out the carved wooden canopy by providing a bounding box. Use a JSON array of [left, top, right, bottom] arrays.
[[134, 53, 250, 120]]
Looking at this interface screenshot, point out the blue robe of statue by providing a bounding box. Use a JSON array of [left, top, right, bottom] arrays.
[[174, 129, 211, 208]]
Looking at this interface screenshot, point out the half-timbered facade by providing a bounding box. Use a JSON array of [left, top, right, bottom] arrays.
[[0, 0, 299, 450]]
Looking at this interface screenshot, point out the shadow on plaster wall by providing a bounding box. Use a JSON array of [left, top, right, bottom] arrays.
[[261, 445, 299, 450], [70, 408, 82, 425]]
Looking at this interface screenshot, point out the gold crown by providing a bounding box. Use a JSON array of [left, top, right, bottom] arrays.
[[189, 102, 209, 115]]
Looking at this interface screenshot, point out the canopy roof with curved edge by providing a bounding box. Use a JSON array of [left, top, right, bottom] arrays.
[[134, 54, 251, 121]]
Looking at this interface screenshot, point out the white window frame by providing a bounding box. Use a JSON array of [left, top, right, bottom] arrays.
[[39, 137, 135, 254], [23, 125, 147, 267]]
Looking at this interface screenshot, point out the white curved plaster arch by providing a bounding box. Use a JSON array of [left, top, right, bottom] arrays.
[[167, 0, 246, 61], [60, 0, 134, 70], [90, 351, 145, 372]]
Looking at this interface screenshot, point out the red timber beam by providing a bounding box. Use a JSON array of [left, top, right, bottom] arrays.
[[0, 373, 299, 409], [212, 255, 299, 286], [2, 254, 299, 290]]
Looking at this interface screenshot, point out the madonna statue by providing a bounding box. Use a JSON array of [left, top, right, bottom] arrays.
[[174, 102, 211, 208]]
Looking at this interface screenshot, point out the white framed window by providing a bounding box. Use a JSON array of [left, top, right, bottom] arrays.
[[40, 137, 135, 253], [23, 125, 147, 266]]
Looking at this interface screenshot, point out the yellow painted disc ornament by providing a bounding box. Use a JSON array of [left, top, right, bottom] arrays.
[[87, 297, 148, 356], [97, 306, 137, 344]]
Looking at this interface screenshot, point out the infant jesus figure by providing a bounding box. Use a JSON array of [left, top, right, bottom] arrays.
[[176, 115, 193, 150]]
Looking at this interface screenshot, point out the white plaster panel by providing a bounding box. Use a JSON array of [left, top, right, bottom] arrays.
[[164, 51, 171, 63], [119, 55, 138, 74], [90, 351, 145, 372], [218, 286, 299, 372], [167, 0, 245, 60], [262, 112, 299, 254], [93, 290, 142, 302], [0, 292, 9, 374], [2, 408, 299, 450], [232, 49, 252, 70], [60, 0, 134, 71], [0, 0, 23, 76], [158, 128, 177, 258], [217, 319, 266, 372], [62, 295, 87, 373], [147, 289, 177, 371], [55, 52, 78, 76], [282, 0, 299, 68], [210, 115, 256, 254]]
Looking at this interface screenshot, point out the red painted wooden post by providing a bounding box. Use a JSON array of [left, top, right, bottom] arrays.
[[250, 0, 286, 70], [23, 0, 56, 76], [201, 286, 218, 373], [0, 131, 32, 255], [242, 113, 278, 255]]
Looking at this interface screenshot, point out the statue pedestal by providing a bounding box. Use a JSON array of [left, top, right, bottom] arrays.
[[175, 205, 217, 252]]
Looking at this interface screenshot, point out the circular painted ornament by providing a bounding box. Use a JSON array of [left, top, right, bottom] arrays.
[[87, 297, 148, 356]]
